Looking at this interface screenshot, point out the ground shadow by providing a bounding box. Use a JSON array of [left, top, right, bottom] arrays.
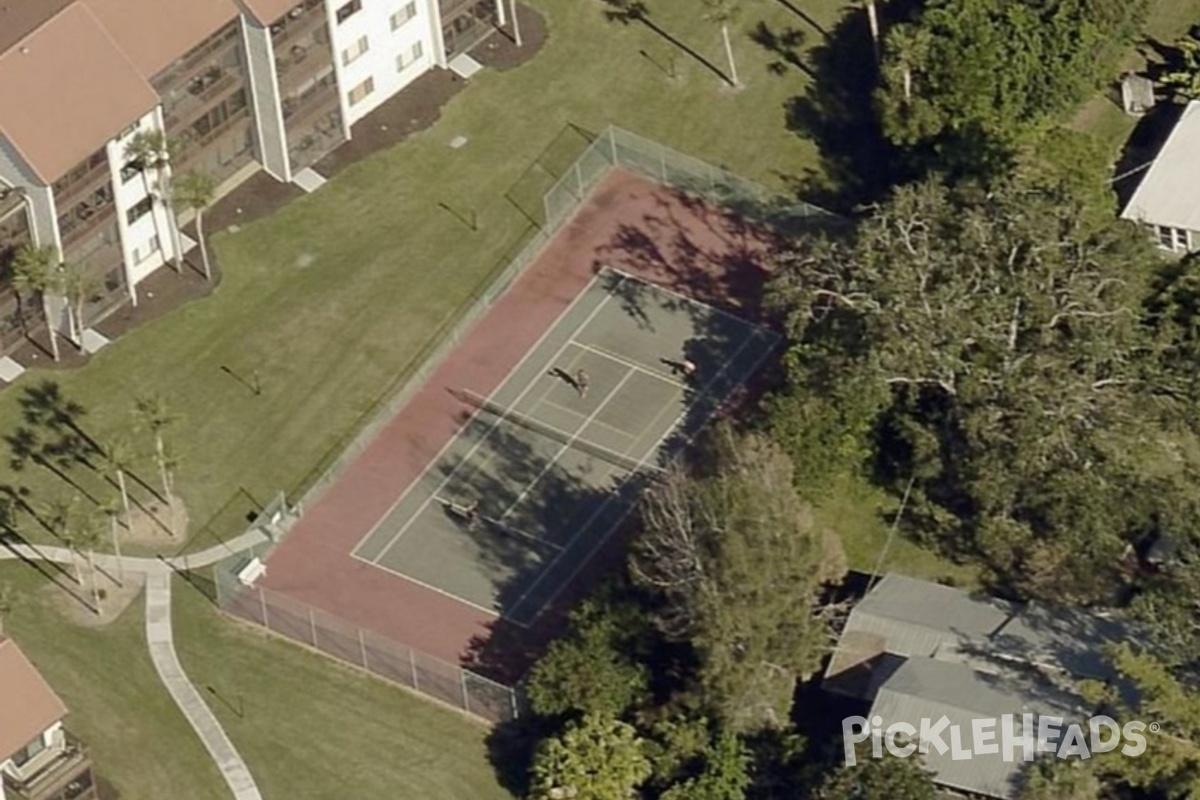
[[598, 0, 732, 86], [780, 7, 907, 211], [751, 20, 813, 78], [1111, 101, 1184, 210]]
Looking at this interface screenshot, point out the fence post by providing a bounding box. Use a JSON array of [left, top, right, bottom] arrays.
[[573, 161, 584, 200], [461, 671, 471, 715], [658, 142, 668, 185], [258, 586, 269, 628], [308, 607, 318, 648], [409, 648, 420, 690], [358, 628, 369, 670], [511, 688, 519, 721]]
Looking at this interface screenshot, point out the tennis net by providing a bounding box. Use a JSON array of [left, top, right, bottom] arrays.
[[457, 389, 660, 474]]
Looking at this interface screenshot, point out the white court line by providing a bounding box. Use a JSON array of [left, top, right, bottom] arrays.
[[571, 341, 685, 388], [365, 278, 625, 565], [481, 515, 565, 553], [507, 325, 768, 623], [363, 556, 502, 618], [498, 368, 637, 524], [539, 397, 640, 443]]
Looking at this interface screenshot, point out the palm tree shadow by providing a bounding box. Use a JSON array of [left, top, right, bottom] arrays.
[[773, 0, 827, 37], [751, 21, 813, 78], [599, 0, 732, 86]]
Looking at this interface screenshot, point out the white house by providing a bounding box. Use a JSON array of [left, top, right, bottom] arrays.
[[1120, 100, 1200, 255]]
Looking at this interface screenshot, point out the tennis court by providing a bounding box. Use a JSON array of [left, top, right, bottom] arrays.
[[352, 267, 776, 626]]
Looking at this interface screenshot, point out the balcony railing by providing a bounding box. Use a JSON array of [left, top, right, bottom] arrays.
[[3, 732, 97, 800]]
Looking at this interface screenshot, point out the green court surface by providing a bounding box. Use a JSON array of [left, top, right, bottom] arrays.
[[353, 269, 776, 625]]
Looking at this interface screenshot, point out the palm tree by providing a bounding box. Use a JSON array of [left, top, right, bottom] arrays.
[[50, 498, 104, 613], [99, 439, 135, 539], [173, 171, 218, 281], [703, 0, 741, 88], [55, 260, 93, 347], [134, 393, 176, 501], [125, 131, 185, 272], [44, 498, 85, 587], [98, 496, 124, 585], [11, 244, 61, 361]]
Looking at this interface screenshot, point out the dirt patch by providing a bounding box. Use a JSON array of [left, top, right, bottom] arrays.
[[316, 68, 469, 177], [470, 4, 548, 72], [93, 263, 213, 341], [120, 494, 189, 547], [41, 566, 145, 628], [205, 170, 306, 236]]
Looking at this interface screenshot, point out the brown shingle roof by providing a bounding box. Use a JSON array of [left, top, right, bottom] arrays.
[[0, 3, 158, 183], [237, 0, 304, 25], [0, 638, 68, 761], [0, 0, 76, 55], [85, 0, 241, 78]]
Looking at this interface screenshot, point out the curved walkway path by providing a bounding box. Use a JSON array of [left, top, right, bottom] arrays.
[[0, 531, 269, 800]]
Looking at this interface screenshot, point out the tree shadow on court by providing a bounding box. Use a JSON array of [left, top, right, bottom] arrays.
[[594, 191, 843, 326]]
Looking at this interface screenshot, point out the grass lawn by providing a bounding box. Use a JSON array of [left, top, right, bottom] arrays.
[[1071, 0, 1200, 151], [0, 0, 849, 551], [171, 576, 513, 800], [0, 562, 513, 799], [0, 564, 229, 800]]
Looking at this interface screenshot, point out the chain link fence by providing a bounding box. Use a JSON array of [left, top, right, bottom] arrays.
[[208, 125, 834, 727], [213, 561, 520, 724]]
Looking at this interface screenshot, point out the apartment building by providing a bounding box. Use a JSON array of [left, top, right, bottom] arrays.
[[0, 0, 505, 360], [0, 637, 97, 800]]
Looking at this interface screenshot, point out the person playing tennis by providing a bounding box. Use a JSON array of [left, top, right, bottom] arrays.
[[575, 369, 590, 398]]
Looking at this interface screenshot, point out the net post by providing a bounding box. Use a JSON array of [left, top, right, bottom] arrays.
[[358, 628, 368, 670], [258, 585, 269, 628], [410, 648, 420, 690]]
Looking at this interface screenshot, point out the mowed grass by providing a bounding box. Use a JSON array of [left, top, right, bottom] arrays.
[[0, 0, 845, 550], [171, 576, 512, 800], [0, 564, 229, 800]]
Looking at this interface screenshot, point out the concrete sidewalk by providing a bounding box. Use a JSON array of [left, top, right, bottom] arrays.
[[145, 569, 263, 800]]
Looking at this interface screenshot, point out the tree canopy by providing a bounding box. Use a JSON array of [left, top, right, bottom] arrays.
[[631, 425, 846, 731], [875, 0, 1146, 178], [767, 180, 1198, 602], [528, 714, 652, 800]]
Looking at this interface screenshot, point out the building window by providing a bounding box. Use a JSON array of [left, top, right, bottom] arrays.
[[396, 41, 424, 71], [1157, 226, 1192, 252], [341, 35, 369, 66], [347, 77, 374, 105], [335, 0, 361, 23], [133, 236, 160, 264], [390, 1, 418, 29], [10, 737, 46, 768], [126, 197, 153, 225], [120, 163, 141, 183]]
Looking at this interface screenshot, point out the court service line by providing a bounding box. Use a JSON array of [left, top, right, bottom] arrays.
[[538, 397, 640, 443], [570, 342, 686, 389], [497, 368, 637, 525], [512, 325, 768, 624], [348, 272, 622, 560], [366, 280, 625, 565]]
